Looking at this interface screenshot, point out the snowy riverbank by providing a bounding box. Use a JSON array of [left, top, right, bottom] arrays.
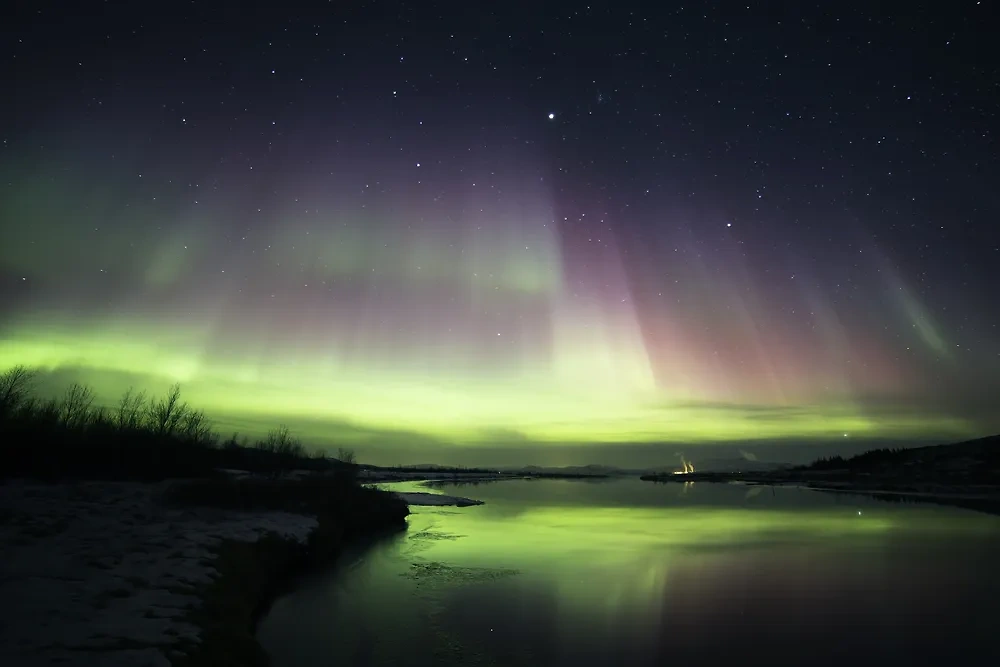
[[394, 491, 484, 507], [0, 480, 317, 667]]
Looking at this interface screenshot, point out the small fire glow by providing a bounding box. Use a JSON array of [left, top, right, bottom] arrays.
[[673, 456, 695, 474]]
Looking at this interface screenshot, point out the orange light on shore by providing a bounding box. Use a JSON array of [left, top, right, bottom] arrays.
[[673, 458, 695, 474]]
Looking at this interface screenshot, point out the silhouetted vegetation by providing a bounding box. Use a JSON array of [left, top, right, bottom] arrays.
[[798, 437, 1000, 484], [803, 447, 908, 471], [1, 365, 408, 667], [0, 365, 355, 482]]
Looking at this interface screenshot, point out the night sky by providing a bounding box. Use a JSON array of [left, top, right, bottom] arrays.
[[1, 1, 997, 465]]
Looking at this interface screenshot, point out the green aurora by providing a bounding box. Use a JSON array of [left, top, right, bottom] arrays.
[[261, 480, 1000, 664], [1, 94, 997, 466], [0, 318, 981, 463]]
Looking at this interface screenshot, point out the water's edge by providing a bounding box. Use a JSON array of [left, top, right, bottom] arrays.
[[174, 502, 409, 667]]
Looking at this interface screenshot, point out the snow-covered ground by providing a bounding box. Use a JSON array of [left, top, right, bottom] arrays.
[[0, 480, 317, 667], [393, 491, 484, 507]]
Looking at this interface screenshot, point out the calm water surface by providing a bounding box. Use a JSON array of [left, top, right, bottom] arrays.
[[258, 479, 1000, 666]]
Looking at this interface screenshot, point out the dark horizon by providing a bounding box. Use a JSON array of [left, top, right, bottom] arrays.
[[347, 439, 967, 470]]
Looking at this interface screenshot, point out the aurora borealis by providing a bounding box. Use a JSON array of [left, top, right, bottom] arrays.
[[1, 2, 998, 464]]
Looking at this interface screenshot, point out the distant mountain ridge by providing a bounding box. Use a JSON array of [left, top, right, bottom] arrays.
[[508, 459, 789, 475], [364, 460, 792, 476], [508, 464, 626, 476]]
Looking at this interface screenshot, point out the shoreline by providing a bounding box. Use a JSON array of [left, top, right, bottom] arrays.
[[0, 478, 409, 667], [175, 519, 408, 667], [360, 470, 610, 484], [393, 490, 485, 506], [641, 471, 1000, 514]]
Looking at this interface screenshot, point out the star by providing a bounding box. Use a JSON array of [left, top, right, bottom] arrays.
[[2, 0, 994, 473]]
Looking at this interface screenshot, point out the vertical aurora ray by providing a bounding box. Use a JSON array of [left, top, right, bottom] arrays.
[[0, 159, 984, 449], [1, 18, 996, 463]]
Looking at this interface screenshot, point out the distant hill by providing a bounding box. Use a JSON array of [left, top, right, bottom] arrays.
[[359, 463, 501, 474], [686, 458, 787, 473], [640, 458, 788, 475], [365, 460, 792, 477], [641, 434, 1000, 496], [804, 434, 1000, 481], [508, 464, 626, 476]]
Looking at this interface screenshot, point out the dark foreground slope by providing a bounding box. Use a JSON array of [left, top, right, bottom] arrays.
[[168, 478, 409, 667], [0, 366, 411, 665]]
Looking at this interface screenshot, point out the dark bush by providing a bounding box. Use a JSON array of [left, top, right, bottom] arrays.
[[0, 366, 359, 482]]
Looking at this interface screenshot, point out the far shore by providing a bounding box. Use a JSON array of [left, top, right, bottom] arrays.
[[360, 468, 611, 484], [640, 435, 1000, 514], [641, 470, 1000, 515]]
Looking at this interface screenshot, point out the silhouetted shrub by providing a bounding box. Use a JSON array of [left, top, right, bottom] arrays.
[[0, 366, 355, 482]]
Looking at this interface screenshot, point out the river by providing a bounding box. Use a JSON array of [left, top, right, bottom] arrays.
[[258, 478, 1000, 666]]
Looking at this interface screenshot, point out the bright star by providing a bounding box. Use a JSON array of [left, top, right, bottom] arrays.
[[547, 112, 555, 120]]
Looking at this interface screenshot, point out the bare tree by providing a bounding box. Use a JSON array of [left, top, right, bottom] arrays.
[[90, 406, 110, 429], [337, 447, 357, 465], [179, 409, 214, 446], [60, 383, 95, 427], [147, 384, 188, 436], [258, 424, 304, 457], [15, 396, 38, 418], [115, 387, 147, 430], [0, 365, 36, 417], [36, 397, 60, 423], [254, 424, 305, 477]]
